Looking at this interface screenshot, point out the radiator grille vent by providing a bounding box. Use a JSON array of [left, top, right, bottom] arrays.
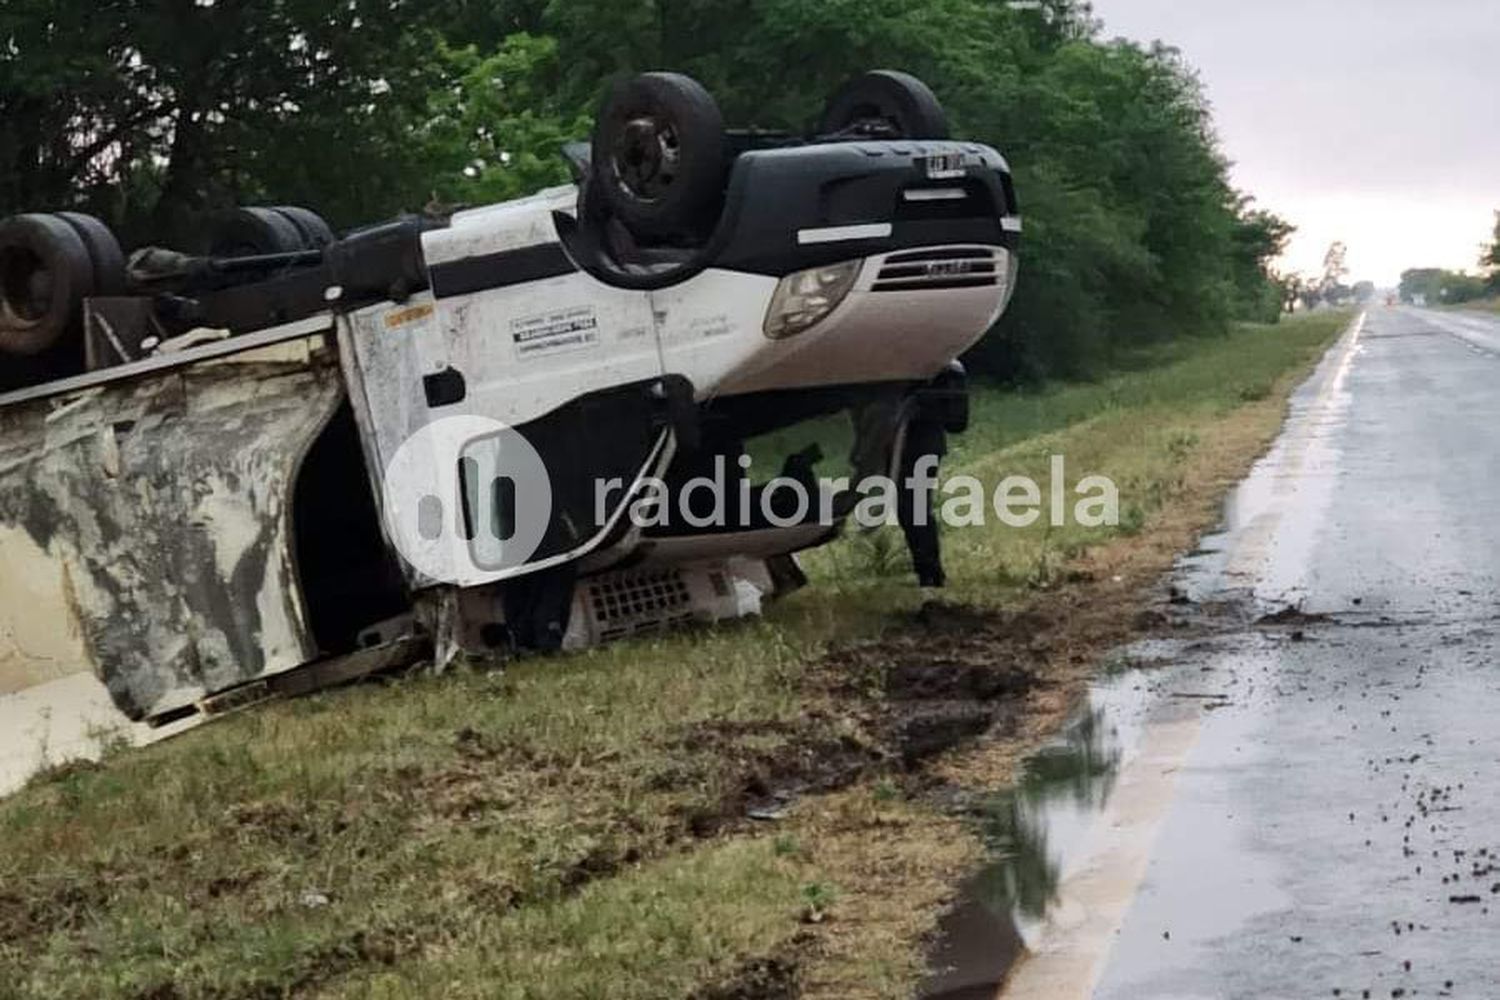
[[872, 248, 998, 292], [586, 569, 694, 640]]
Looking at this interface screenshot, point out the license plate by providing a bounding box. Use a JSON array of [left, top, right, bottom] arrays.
[[923, 152, 965, 179]]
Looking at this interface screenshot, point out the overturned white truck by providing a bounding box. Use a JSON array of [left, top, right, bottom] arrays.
[[0, 72, 1019, 725]]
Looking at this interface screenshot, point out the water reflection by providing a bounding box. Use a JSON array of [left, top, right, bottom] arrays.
[[919, 698, 1126, 999]]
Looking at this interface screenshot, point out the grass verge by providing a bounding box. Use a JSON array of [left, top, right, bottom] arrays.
[[0, 312, 1350, 1000], [1448, 297, 1500, 314]]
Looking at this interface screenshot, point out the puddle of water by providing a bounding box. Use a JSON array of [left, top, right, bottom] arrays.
[[1100, 637, 1201, 674], [919, 674, 1154, 999]]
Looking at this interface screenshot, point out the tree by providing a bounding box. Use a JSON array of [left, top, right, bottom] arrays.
[[0, 1, 452, 242], [1320, 241, 1349, 290], [1, 0, 1305, 382], [1401, 267, 1487, 305], [1275, 272, 1308, 314], [1483, 211, 1500, 291], [494, 0, 1264, 376], [1439, 271, 1488, 303], [422, 35, 591, 207], [1230, 206, 1295, 322], [1300, 283, 1324, 312], [1400, 268, 1443, 304]]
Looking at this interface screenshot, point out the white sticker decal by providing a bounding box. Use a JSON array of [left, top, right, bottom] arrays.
[[691, 314, 733, 339], [510, 306, 600, 360]]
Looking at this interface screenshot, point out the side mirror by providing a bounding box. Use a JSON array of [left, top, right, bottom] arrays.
[[561, 141, 592, 184]]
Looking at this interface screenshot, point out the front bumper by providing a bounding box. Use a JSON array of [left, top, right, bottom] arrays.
[[718, 242, 1015, 396]]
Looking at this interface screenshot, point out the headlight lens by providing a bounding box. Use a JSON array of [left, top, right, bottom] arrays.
[[763, 260, 861, 339]]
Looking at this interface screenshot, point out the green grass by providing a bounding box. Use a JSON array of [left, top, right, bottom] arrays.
[[802, 315, 1349, 597], [1452, 296, 1500, 314], [0, 312, 1350, 1000]]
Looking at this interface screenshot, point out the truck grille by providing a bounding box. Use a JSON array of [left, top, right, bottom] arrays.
[[871, 248, 998, 292], [585, 569, 694, 640]]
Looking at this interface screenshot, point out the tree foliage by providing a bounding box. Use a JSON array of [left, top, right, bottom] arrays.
[[0, 0, 1292, 378], [1400, 267, 1489, 305], [0, 1, 452, 245], [1483, 211, 1500, 289]]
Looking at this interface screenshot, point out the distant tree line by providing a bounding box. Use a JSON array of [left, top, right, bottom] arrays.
[[1399, 268, 1490, 306], [0, 0, 1292, 381], [1280, 240, 1357, 312], [1397, 212, 1500, 305], [1484, 211, 1500, 291]]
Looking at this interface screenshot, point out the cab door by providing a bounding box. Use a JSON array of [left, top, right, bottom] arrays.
[[338, 191, 673, 588]]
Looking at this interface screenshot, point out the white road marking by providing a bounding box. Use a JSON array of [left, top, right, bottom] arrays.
[[1218, 310, 1364, 595]]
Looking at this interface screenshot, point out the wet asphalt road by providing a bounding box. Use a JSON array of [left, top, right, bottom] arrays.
[[998, 307, 1500, 999]]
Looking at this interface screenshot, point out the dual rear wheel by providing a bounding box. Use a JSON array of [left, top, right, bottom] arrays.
[[0, 205, 334, 362], [205, 205, 335, 257], [0, 212, 121, 357]]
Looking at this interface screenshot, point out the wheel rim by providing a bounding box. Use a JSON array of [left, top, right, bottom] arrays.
[[0, 246, 49, 323], [611, 114, 681, 204]]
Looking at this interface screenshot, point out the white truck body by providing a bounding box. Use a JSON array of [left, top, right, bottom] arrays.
[[0, 140, 1019, 724]]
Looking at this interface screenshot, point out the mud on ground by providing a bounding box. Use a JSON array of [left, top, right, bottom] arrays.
[[672, 586, 1180, 1000], [671, 601, 1045, 837]]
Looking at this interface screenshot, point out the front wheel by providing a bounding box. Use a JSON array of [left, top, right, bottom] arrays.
[[819, 70, 949, 139], [591, 72, 726, 240]]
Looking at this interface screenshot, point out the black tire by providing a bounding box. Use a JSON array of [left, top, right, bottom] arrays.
[[819, 70, 949, 140], [270, 206, 335, 249], [592, 72, 726, 239], [56, 212, 127, 297], [0, 213, 96, 357], [207, 206, 307, 257]]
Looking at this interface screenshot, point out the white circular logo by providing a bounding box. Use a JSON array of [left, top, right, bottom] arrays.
[[381, 415, 553, 584]]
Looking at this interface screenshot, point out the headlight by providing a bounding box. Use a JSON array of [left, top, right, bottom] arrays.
[[763, 260, 861, 339]]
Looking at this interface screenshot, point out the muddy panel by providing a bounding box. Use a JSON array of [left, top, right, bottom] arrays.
[[0, 336, 344, 721]]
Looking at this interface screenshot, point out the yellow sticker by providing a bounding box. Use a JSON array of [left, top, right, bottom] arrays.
[[385, 304, 435, 329]]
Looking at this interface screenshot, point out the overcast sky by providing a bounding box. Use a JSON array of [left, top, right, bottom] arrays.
[[1092, 0, 1499, 286]]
